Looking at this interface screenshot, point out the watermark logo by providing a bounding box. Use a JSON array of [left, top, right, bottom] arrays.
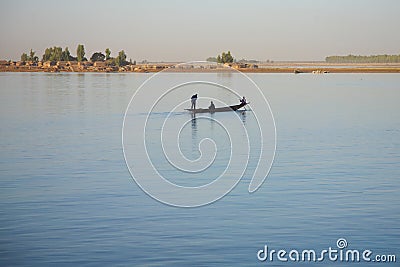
[[257, 238, 397, 263], [336, 238, 348, 249], [122, 62, 276, 207]]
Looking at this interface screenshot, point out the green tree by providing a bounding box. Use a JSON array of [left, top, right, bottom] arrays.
[[325, 54, 400, 63], [223, 51, 234, 63], [42, 48, 52, 61], [216, 51, 234, 63], [51, 47, 62, 61], [42, 47, 68, 61], [21, 53, 28, 62], [206, 57, 218, 62], [115, 50, 127, 67], [90, 52, 105, 62], [77, 44, 85, 62], [61, 47, 71, 61], [105, 48, 111, 60], [28, 49, 38, 62]]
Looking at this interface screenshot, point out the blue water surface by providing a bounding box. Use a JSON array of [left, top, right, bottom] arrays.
[[0, 72, 399, 266]]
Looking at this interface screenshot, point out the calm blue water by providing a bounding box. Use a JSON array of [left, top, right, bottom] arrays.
[[0, 72, 399, 266]]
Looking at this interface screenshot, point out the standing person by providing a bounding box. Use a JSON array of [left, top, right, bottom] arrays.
[[240, 96, 246, 104], [191, 94, 198, 110]]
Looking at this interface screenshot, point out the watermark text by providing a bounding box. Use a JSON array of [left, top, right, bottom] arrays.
[[257, 238, 396, 263]]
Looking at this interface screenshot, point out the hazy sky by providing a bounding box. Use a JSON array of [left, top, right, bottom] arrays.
[[1, 0, 399, 61]]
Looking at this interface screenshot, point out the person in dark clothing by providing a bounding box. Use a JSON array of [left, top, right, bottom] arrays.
[[191, 94, 198, 109], [208, 101, 215, 110]]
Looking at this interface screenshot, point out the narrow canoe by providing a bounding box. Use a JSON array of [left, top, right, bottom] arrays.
[[185, 102, 247, 113]]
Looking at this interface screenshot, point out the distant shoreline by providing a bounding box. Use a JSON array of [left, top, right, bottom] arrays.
[[1, 61, 399, 73]]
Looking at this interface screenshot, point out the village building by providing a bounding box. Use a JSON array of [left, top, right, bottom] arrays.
[[93, 61, 106, 68], [67, 61, 78, 71], [78, 61, 93, 70], [56, 61, 69, 70], [42, 61, 56, 68], [92, 61, 106, 71], [25, 61, 38, 67]]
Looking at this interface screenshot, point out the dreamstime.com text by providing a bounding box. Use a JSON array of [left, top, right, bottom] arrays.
[[257, 238, 396, 263]]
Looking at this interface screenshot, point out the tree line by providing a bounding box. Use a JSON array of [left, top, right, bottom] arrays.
[[326, 54, 400, 63], [207, 51, 234, 64], [21, 44, 133, 67]]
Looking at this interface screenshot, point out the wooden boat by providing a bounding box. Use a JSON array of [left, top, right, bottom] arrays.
[[185, 102, 248, 113]]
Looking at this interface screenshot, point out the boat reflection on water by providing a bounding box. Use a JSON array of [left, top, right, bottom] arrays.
[[191, 112, 197, 129], [190, 113, 197, 153], [240, 110, 247, 125]]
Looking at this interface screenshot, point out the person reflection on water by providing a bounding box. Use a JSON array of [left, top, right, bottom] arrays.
[[191, 94, 198, 110]]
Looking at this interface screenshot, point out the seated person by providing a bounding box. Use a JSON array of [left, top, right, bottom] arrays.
[[208, 101, 215, 110]]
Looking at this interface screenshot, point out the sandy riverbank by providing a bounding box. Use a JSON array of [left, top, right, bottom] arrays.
[[1, 62, 399, 73]]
